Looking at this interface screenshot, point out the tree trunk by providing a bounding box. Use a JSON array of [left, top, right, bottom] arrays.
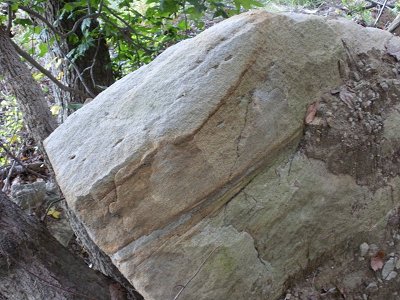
[[0, 26, 56, 165], [44, 0, 115, 122], [0, 192, 130, 300]]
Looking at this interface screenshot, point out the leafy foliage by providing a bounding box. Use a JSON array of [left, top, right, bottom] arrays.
[[0, 88, 24, 166], [341, 0, 372, 24], [3, 0, 261, 79]]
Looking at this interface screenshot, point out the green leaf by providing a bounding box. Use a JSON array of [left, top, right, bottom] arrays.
[[32, 72, 44, 81], [14, 18, 33, 26], [234, 0, 262, 9], [160, 0, 180, 13], [38, 43, 48, 57], [67, 103, 84, 111]]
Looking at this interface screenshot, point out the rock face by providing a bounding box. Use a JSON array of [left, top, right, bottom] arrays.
[[45, 11, 400, 300]]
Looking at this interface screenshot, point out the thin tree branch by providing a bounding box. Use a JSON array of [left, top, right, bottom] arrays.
[[373, 0, 389, 27], [364, 0, 394, 8], [87, 37, 103, 90], [78, 0, 106, 91], [19, 5, 61, 36], [10, 40, 90, 98], [87, 0, 92, 14], [0, 141, 47, 180], [102, 5, 150, 51], [6, 2, 12, 34], [41, 197, 65, 221], [388, 14, 400, 33], [19, 6, 100, 38], [2, 158, 16, 192], [0, 162, 46, 179], [64, 13, 100, 37], [53, 37, 96, 98]]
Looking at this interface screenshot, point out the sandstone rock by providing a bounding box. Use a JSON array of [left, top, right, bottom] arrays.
[[45, 10, 400, 300]]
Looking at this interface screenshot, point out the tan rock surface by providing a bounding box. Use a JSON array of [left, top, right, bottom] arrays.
[[45, 10, 400, 299]]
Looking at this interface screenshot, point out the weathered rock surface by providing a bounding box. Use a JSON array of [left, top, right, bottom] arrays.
[[45, 10, 400, 300]]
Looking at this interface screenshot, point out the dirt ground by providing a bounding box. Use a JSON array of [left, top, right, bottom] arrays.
[[281, 216, 400, 300]]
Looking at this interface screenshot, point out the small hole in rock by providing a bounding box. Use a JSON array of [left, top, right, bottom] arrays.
[[113, 138, 124, 147]]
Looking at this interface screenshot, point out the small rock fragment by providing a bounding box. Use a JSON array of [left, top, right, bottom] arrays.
[[360, 242, 369, 257], [395, 258, 400, 270], [362, 294, 368, 300], [382, 258, 396, 279], [366, 282, 378, 291], [379, 81, 389, 91]]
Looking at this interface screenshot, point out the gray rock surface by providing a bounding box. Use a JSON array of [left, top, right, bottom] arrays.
[[10, 180, 74, 246], [45, 10, 400, 300], [10, 181, 46, 212]]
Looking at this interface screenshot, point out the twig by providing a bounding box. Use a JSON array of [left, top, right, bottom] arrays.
[[0, 141, 47, 179], [102, 5, 149, 51], [87, 0, 92, 14], [79, 0, 105, 93], [6, 2, 12, 34], [89, 37, 102, 89], [0, 162, 46, 179], [388, 14, 400, 33], [19, 6, 100, 39], [2, 158, 16, 193], [41, 197, 65, 221], [63, 13, 100, 38], [18, 5, 99, 98], [10, 40, 90, 98], [373, 0, 389, 27], [173, 246, 220, 300], [364, 0, 394, 8]]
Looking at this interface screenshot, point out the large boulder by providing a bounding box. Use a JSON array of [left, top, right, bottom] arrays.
[[45, 11, 400, 300]]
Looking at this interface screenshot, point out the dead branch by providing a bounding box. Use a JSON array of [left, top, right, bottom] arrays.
[[388, 14, 400, 33], [0, 141, 47, 179], [10, 40, 90, 98], [0, 162, 46, 179]]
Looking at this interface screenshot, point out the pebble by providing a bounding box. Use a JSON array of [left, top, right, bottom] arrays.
[[396, 258, 400, 270], [366, 282, 378, 291], [379, 81, 389, 91], [284, 293, 292, 299], [386, 271, 398, 281], [382, 258, 396, 280], [360, 242, 369, 257]]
